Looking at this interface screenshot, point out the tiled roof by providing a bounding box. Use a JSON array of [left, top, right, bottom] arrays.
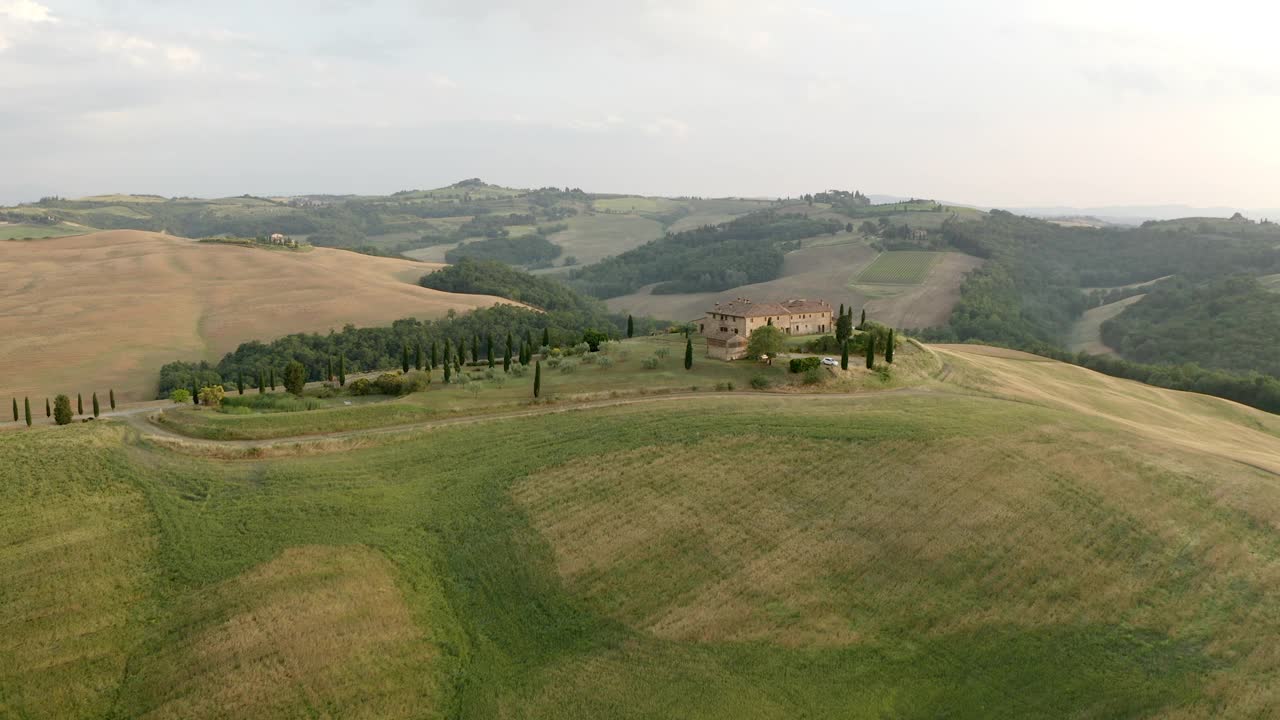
[[710, 297, 832, 318], [705, 330, 748, 344], [780, 298, 832, 314]]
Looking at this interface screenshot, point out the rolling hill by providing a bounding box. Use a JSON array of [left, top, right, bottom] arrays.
[[0, 230, 518, 401], [4, 340, 1280, 717]]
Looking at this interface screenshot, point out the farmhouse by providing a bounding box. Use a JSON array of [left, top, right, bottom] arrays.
[[701, 297, 834, 360]]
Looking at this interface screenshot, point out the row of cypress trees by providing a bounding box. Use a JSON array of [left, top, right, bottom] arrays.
[[13, 389, 116, 426]]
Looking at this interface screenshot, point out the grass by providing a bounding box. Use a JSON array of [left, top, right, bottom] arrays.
[[13, 349, 1280, 715], [0, 229, 503, 403], [0, 223, 90, 240], [542, 213, 664, 267], [854, 251, 941, 284], [1066, 294, 1145, 354]]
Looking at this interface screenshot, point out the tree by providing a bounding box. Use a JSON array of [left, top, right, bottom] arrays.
[[747, 325, 785, 359], [472, 336, 479, 364], [859, 308, 866, 330], [504, 333, 513, 372], [415, 344, 424, 371], [109, 389, 116, 410], [534, 361, 542, 397], [431, 341, 439, 368], [45, 398, 50, 417], [269, 367, 277, 391], [92, 393, 100, 418], [487, 335, 495, 368], [841, 340, 849, 370], [284, 360, 307, 396], [402, 344, 411, 374], [444, 340, 453, 372], [237, 370, 245, 395], [627, 314, 634, 338], [338, 355, 346, 386], [327, 356, 334, 381], [259, 369, 266, 394], [684, 336, 694, 370], [542, 327, 551, 349], [457, 342, 465, 367], [886, 329, 895, 363], [198, 385, 225, 408], [23, 397, 31, 426], [11, 398, 16, 422], [583, 329, 608, 352], [836, 311, 853, 345], [838, 303, 844, 319], [53, 395, 72, 425], [865, 335, 876, 369], [77, 393, 83, 415], [444, 362, 452, 383]]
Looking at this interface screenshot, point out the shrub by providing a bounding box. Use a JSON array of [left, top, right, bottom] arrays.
[[570, 342, 591, 356], [198, 385, 226, 407], [53, 394, 73, 425], [655, 347, 671, 359], [597, 356, 614, 369], [283, 360, 307, 395], [750, 375, 771, 390], [641, 357, 660, 370], [580, 353, 598, 364], [559, 359, 578, 374], [876, 365, 893, 382], [510, 364, 529, 378], [715, 381, 736, 391], [546, 356, 564, 369], [401, 370, 431, 393], [802, 368, 824, 385], [789, 357, 821, 373], [348, 378, 374, 395], [169, 388, 191, 404]]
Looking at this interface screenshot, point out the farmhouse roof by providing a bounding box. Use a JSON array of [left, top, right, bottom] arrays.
[[780, 298, 832, 314], [710, 298, 790, 318]]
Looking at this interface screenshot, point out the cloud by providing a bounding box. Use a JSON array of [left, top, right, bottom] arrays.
[[0, 0, 56, 23]]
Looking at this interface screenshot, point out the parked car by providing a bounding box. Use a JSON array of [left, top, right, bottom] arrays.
[[821, 357, 838, 366]]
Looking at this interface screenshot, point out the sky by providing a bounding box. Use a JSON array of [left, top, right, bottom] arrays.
[[2, 0, 1279, 208]]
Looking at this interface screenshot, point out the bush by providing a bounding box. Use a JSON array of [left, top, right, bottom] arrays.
[[655, 347, 671, 359], [876, 365, 893, 382], [641, 357, 660, 370], [789, 357, 822, 373], [802, 368, 824, 385], [580, 353, 597, 364], [374, 372, 404, 395], [571, 342, 591, 356], [558, 359, 578, 374], [169, 388, 191, 404], [401, 370, 431, 393], [750, 375, 771, 390], [546, 356, 563, 369], [800, 335, 843, 353], [597, 356, 613, 369], [348, 378, 374, 395], [198, 385, 226, 407], [53, 394, 73, 425], [511, 364, 529, 378], [715, 381, 736, 391]]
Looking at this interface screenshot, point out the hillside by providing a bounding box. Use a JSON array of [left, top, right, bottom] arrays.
[[0, 231, 517, 401], [5, 340, 1280, 718]]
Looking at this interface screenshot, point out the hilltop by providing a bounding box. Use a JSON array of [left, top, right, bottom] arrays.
[[4, 338, 1280, 717], [0, 230, 518, 401]]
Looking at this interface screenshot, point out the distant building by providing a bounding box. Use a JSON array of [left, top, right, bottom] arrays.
[[701, 297, 834, 360], [269, 232, 286, 244]]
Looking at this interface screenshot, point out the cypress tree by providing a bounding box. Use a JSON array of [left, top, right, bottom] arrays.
[[859, 308, 866, 329], [415, 344, 423, 371], [237, 370, 245, 395], [109, 389, 116, 410], [269, 368, 277, 390], [865, 335, 875, 369], [53, 395, 72, 425], [11, 398, 17, 422], [190, 379, 198, 404], [444, 340, 452, 371], [327, 356, 334, 381], [24, 397, 31, 427], [627, 314, 634, 338], [487, 335, 495, 368], [457, 342, 464, 367], [534, 361, 542, 398], [841, 340, 849, 370], [338, 355, 346, 386], [472, 336, 479, 365], [886, 330, 895, 364], [259, 369, 266, 394], [45, 398, 50, 417], [431, 341, 439, 368], [684, 336, 693, 370], [92, 393, 100, 418], [542, 327, 550, 349], [444, 362, 452, 383], [838, 303, 844, 320], [402, 344, 411, 374], [78, 393, 84, 415], [504, 333, 513, 372]]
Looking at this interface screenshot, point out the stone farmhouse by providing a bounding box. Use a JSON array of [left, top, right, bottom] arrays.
[[701, 298, 834, 360]]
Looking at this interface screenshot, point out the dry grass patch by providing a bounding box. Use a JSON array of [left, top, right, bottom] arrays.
[[125, 545, 438, 720]]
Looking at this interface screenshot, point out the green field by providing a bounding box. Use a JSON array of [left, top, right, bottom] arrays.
[[0, 223, 88, 240], [9, 341, 1280, 717], [854, 251, 941, 284]]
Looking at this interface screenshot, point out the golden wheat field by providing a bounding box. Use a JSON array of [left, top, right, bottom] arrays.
[[0, 231, 520, 401]]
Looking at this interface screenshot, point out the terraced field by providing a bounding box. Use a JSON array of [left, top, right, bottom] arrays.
[[854, 251, 942, 284]]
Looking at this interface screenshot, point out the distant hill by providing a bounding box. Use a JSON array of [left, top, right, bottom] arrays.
[[0, 230, 517, 401]]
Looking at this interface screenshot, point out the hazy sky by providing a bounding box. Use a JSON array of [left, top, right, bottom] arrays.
[[3, 0, 1278, 207]]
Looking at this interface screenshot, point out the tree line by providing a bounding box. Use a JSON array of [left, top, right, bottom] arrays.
[[10, 389, 116, 427]]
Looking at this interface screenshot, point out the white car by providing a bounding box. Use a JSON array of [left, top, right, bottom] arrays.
[[821, 357, 839, 366]]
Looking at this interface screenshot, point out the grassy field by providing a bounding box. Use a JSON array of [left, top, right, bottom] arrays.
[[1067, 294, 1146, 354], [854, 251, 942, 284], [543, 213, 664, 267], [8, 345, 1280, 717], [0, 230, 519, 402], [0, 222, 89, 240]]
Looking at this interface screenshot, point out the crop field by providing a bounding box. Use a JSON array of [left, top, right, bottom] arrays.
[[0, 230, 519, 402], [542, 213, 664, 267], [0, 222, 89, 240], [854, 251, 942, 284], [6, 345, 1280, 717]]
